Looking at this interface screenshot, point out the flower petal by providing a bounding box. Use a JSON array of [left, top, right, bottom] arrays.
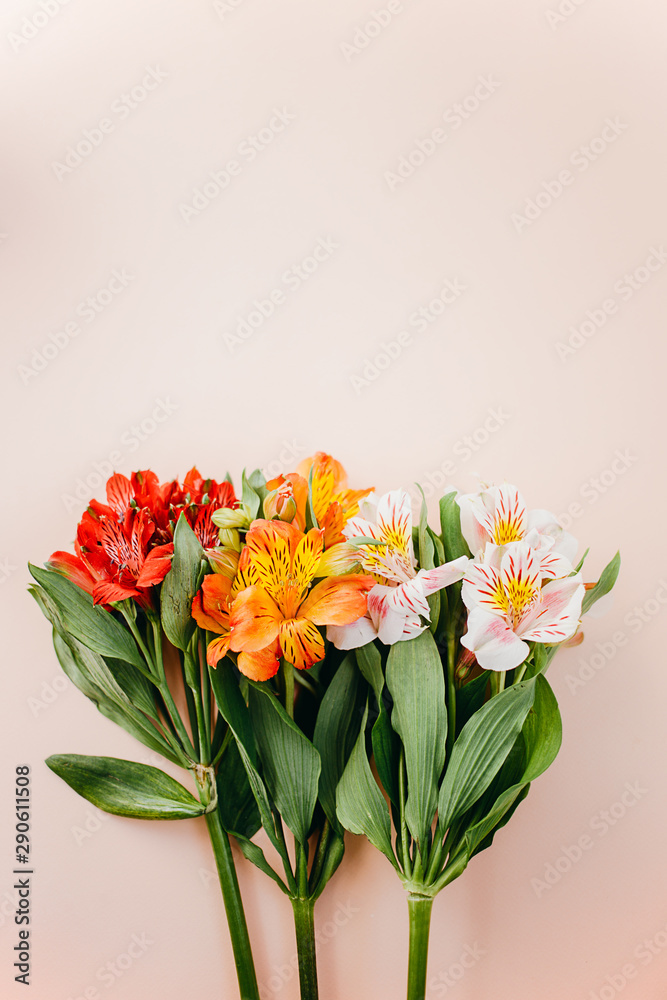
[[417, 556, 468, 595], [461, 607, 530, 672], [518, 575, 584, 643], [192, 574, 232, 633], [135, 543, 173, 587], [299, 574, 375, 625], [229, 585, 281, 651], [207, 635, 231, 667], [279, 618, 324, 670], [238, 645, 281, 681], [47, 551, 95, 596], [326, 614, 378, 649]]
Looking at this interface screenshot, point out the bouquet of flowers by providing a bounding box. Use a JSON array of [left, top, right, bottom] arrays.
[[30, 453, 619, 1000]]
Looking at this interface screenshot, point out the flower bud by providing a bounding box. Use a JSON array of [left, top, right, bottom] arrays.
[[217, 528, 242, 552], [211, 506, 251, 530], [207, 547, 240, 579], [263, 488, 297, 523]]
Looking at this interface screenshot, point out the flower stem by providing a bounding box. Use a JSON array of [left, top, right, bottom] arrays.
[[291, 896, 319, 1000], [205, 805, 260, 1000], [406, 894, 434, 1000]]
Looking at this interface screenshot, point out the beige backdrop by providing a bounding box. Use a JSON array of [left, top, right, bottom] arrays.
[[2, 0, 666, 997]]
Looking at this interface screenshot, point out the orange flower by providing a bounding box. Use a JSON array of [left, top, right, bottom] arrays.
[[192, 562, 280, 679], [228, 520, 375, 679], [296, 452, 372, 546]]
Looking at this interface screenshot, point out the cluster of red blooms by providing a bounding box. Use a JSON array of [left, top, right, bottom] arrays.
[[49, 468, 236, 607]]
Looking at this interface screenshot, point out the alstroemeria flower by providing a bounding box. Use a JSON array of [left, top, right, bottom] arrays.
[[192, 569, 279, 678], [456, 483, 577, 580], [460, 541, 584, 671], [295, 452, 373, 546], [228, 520, 375, 680], [49, 473, 174, 607], [327, 489, 468, 648]]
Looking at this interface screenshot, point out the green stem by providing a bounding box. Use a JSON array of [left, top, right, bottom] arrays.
[[514, 662, 528, 684], [291, 896, 319, 1000], [205, 805, 260, 1000], [406, 894, 434, 1000]]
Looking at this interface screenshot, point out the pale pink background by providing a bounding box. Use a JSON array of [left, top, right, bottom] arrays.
[[1, 1, 666, 997]]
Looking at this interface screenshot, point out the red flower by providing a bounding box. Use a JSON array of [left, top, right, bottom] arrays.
[[48, 468, 238, 608]]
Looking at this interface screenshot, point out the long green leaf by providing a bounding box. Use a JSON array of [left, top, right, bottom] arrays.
[[437, 677, 537, 832], [248, 685, 321, 848], [439, 492, 472, 562], [462, 674, 562, 857], [312, 655, 361, 834], [46, 755, 205, 819], [29, 565, 144, 669], [160, 514, 205, 651], [336, 703, 398, 869], [582, 551, 621, 614], [386, 630, 446, 849]]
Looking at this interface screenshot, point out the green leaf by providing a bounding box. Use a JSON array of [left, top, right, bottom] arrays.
[[216, 738, 260, 840], [355, 644, 400, 805], [355, 643, 384, 700], [105, 657, 160, 719], [438, 677, 537, 832], [48, 621, 180, 764], [386, 631, 446, 850], [313, 655, 361, 834], [45, 755, 205, 819], [248, 685, 321, 848], [455, 671, 489, 737], [439, 492, 472, 562], [209, 665, 275, 836], [241, 469, 266, 520], [582, 551, 621, 614], [416, 486, 439, 630], [29, 565, 144, 670], [462, 674, 562, 857], [232, 834, 289, 894], [160, 514, 205, 651], [336, 702, 398, 869]]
